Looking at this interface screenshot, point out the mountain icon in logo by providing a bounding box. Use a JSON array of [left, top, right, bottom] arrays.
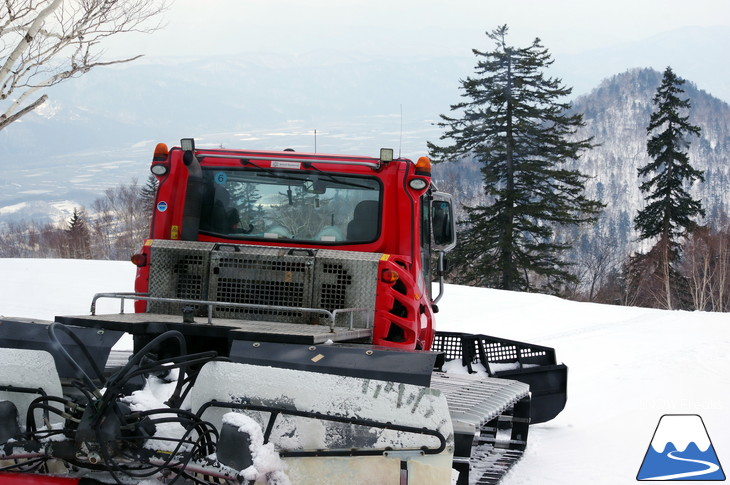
[[637, 414, 725, 481]]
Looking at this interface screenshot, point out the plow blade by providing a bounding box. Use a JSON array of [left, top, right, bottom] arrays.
[[0, 347, 64, 428], [190, 361, 455, 485], [492, 363, 567, 425], [433, 331, 567, 424], [0, 317, 123, 384], [0, 320, 536, 485]]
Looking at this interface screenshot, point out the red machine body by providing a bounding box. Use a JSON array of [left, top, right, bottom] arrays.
[[133, 143, 447, 350], [0, 141, 566, 485]]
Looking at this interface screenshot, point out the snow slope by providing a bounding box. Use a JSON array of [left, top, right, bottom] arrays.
[[1, 258, 728, 484]]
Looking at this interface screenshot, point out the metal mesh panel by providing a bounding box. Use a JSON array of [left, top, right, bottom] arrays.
[[148, 241, 216, 314], [147, 241, 379, 327], [318, 263, 352, 311], [314, 250, 379, 327], [174, 257, 206, 299], [431, 332, 476, 362], [433, 332, 556, 369], [209, 250, 313, 323]]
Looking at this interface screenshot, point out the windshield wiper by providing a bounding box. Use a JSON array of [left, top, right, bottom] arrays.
[[238, 159, 314, 185], [302, 162, 376, 190]]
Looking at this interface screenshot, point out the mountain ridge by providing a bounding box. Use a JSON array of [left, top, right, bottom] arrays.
[[433, 67, 730, 266]]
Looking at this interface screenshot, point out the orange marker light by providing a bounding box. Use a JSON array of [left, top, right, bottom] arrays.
[[131, 253, 147, 267], [415, 156, 431, 175], [381, 269, 400, 283], [152, 142, 170, 176], [153, 143, 169, 161]]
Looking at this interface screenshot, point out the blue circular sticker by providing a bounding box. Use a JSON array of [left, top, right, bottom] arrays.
[[214, 171, 228, 184], [157, 201, 168, 212]]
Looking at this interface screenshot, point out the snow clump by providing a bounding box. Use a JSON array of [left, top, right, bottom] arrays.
[[223, 411, 291, 485]]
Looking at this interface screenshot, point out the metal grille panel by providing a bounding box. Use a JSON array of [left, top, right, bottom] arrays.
[[209, 250, 314, 323], [148, 241, 216, 314], [313, 249, 379, 327], [318, 263, 351, 311], [146, 241, 379, 327]]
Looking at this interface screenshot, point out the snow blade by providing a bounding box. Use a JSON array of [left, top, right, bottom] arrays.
[[0, 317, 123, 384], [433, 331, 568, 424], [190, 361, 455, 485], [0, 347, 64, 428], [493, 362, 567, 424]]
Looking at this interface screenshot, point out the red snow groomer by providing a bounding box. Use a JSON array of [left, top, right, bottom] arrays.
[[0, 139, 567, 485]]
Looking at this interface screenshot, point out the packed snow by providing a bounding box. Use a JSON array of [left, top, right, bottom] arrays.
[[1, 258, 728, 485]]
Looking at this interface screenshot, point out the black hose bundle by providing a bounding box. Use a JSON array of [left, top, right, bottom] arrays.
[[41, 323, 222, 484]]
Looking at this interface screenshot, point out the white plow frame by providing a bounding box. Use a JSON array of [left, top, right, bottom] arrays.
[[191, 361, 455, 485]]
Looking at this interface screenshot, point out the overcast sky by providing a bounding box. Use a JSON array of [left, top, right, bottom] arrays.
[[107, 0, 730, 60]]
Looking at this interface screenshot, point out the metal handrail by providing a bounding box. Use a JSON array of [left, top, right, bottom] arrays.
[[90, 292, 373, 330]]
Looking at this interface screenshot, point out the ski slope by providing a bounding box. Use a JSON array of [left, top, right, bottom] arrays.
[[1, 258, 728, 485]]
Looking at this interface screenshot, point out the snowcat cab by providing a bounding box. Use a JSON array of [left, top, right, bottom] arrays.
[[0, 139, 567, 485]]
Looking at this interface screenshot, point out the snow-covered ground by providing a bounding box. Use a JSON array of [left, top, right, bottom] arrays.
[[1, 258, 728, 484]]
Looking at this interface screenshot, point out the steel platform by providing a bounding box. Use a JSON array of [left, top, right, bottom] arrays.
[[55, 313, 372, 345]]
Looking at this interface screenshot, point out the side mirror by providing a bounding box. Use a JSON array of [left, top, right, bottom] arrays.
[[431, 193, 456, 252]]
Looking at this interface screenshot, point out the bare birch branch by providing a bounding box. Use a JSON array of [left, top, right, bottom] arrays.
[[0, 92, 45, 129], [0, 0, 167, 129]]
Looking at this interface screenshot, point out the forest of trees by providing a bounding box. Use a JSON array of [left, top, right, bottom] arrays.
[[0, 177, 155, 260], [428, 29, 729, 312], [578, 222, 730, 312], [564, 67, 730, 312]]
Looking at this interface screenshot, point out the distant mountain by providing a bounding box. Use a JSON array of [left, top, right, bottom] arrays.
[[435, 68, 730, 261], [0, 53, 466, 162], [0, 53, 466, 224], [573, 68, 730, 245], [2, 26, 729, 228]]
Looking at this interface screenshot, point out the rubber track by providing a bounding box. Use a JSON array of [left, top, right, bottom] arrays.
[[430, 373, 530, 485]]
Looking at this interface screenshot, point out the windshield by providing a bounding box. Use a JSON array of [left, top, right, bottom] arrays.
[[198, 168, 381, 244]]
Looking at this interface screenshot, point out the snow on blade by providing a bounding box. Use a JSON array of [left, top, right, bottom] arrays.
[[223, 412, 291, 485], [122, 374, 189, 453]]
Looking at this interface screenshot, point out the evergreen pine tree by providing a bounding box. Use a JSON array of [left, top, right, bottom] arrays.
[[66, 208, 92, 259], [140, 174, 158, 213], [633, 66, 704, 309], [428, 25, 602, 293]]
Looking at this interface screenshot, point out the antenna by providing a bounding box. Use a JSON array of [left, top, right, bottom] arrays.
[[399, 104, 403, 158], [314, 129, 317, 153]]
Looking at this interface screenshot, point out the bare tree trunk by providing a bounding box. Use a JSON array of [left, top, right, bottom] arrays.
[[684, 233, 709, 311], [661, 237, 673, 310], [711, 232, 729, 312], [0, 0, 64, 83]]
